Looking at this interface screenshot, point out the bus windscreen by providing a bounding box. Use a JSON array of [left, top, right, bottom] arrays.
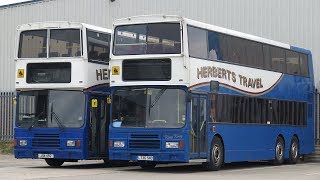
[[16, 90, 85, 128], [18, 29, 81, 58], [113, 23, 181, 55], [112, 88, 186, 128]]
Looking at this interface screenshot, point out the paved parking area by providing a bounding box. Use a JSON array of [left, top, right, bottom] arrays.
[[1, 155, 320, 180]]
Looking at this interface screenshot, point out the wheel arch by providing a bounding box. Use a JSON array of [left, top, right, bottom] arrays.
[[278, 134, 285, 145]]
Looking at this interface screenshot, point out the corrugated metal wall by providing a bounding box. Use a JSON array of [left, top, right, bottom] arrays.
[[0, 0, 320, 140], [0, 0, 319, 91]]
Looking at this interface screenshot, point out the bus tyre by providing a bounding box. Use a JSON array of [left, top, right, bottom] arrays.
[[205, 136, 224, 171], [103, 159, 112, 167], [272, 137, 285, 165], [138, 161, 156, 169], [45, 159, 64, 167], [288, 136, 299, 164], [107, 160, 130, 167]]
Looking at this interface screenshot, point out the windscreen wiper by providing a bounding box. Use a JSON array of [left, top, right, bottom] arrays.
[[51, 111, 65, 131], [148, 88, 167, 115], [27, 111, 44, 131], [50, 103, 65, 130], [149, 88, 167, 108]]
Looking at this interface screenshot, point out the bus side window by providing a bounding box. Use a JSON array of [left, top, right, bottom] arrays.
[[209, 94, 216, 122], [246, 40, 264, 68], [270, 46, 286, 73], [299, 53, 309, 77], [87, 30, 110, 63], [226, 36, 246, 65], [286, 50, 300, 75], [187, 26, 208, 59], [208, 31, 223, 61], [263, 45, 271, 70]]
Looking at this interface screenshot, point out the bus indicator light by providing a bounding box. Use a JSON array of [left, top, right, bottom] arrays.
[[179, 141, 184, 149], [109, 140, 113, 148]]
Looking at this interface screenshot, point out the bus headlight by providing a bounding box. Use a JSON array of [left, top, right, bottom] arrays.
[[165, 142, 179, 149], [66, 140, 76, 147], [19, 140, 27, 146], [114, 141, 125, 148]]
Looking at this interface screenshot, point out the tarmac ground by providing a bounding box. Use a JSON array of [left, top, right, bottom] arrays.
[[1, 155, 320, 180]]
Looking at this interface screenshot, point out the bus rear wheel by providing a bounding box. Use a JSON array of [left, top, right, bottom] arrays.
[[138, 161, 156, 169], [272, 137, 285, 165], [204, 136, 224, 171], [45, 159, 64, 167], [288, 136, 299, 164]]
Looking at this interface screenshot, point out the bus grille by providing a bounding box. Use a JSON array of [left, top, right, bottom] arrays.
[[129, 134, 160, 149], [131, 134, 159, 139], [32, 134, 60, 148], [129, 139, 160, 149]]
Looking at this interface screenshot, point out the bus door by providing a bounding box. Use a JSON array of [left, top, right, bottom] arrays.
[[190, 94, 207, 159], [89, 94, 110, 158]]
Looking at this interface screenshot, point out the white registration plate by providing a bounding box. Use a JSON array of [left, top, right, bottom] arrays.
[[38, 154, 54, 159], [137, 156, 154, 161]]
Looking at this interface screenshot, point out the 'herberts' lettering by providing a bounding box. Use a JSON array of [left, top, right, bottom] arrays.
[[96, 69, 109, 81]]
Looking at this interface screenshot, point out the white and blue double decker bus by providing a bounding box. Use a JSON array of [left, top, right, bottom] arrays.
[[14, 22, 112, 167], [109, 15, 314, 170]]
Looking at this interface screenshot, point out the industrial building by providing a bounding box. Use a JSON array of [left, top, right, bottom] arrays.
[[0, 0, 319, 141]]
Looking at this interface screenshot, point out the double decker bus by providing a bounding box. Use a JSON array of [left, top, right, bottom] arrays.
[[14, 22, 112, 167], [109, 15, 314, 170]]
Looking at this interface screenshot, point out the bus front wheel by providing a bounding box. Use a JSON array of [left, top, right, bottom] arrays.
[[138, 161, 156, 169], [45, 159, 64, 167], [287, 136, 299, 164], [272, 137, 285, 165], [204, 136, 224, 171]]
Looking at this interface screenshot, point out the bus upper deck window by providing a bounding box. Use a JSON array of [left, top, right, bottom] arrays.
[[49, 29, 81, 58], [18, 30, 47, 58], [114, 23, 181, 55]]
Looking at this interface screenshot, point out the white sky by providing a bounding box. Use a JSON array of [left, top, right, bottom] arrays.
[[0, 0, 29, 6]]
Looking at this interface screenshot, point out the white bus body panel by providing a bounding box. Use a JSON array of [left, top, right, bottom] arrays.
[[15, 59, 109, 90], [110, 56, 187, 87], [15, 21, 111, 91]]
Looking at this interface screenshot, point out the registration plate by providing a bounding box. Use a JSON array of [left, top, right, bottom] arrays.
[[38, 154, 54, 159], [137, 156, 154, 161]]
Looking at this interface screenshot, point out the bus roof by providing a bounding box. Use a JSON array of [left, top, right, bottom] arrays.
[[17, 21, 111, 34], [113, 14, 290, 49]]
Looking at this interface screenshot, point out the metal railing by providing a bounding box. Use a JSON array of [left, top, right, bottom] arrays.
[[0, 92, 15, 141]]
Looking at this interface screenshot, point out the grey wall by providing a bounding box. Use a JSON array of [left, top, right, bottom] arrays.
[[1, 0, 319, 91]]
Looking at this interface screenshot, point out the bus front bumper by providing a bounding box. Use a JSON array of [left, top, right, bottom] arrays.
[[109, 150, 189, 163], [14, 148, 85, 160]]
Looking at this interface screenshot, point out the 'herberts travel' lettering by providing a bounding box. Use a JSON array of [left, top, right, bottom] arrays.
[[197, 66, 264, 89]]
